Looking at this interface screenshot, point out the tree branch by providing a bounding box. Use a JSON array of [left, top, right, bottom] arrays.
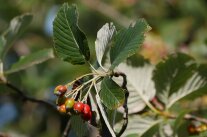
[[62, 118, 71, 137], [80, 0, 132, 27], [113, 72, 129, 137], [5, 81, 55, 109], [151, 97, 207, 125]]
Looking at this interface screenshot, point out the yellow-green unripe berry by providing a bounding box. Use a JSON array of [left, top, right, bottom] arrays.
[[65, 98, 75, 109]]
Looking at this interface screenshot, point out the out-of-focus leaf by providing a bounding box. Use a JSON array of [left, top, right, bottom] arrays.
[[167, 69, 207, 108], [142, 122, 159, 137], [0, 36, 6, 58], [1, 14, 33, 59], [100, 77, 125, 110], [95, 23, 116, 70], [153, 53, 207, 108], [53, 3, 90, 65], [173, 110, 189, 134], [5, 49, 54, 74], [159, 18, 193, 48], [115, 116, 161, 137], [189, 131, 207, 137], [153, 53, 196, 106], [110, 19, 150, 70]]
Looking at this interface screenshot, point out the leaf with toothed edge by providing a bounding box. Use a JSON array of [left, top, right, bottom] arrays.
[[110, 19, 150, 70], [53, 3, 90, 65]]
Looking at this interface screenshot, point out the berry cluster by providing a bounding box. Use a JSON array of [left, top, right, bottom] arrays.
[[188, 124, 207, 135], [54, 85, 92, 121]]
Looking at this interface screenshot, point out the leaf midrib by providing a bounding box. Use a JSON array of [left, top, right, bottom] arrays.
[[62, 5, 86, 61], [102, 79, 121, 106]]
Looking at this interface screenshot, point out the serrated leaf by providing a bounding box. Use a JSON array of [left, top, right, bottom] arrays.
[[110, 19, 150, 70], [5, 49, 54, 74], [153, 53, 196, 106], [114, 55, 155, 114], [167, 70, 207, 108], [95, 23, 116, 70], [115, 116, 161, 137], [100, 77, 125, 110], [53, 3, 90, 65], [1, 14, 33, 59]]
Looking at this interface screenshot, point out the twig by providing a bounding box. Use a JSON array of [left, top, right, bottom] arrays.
[[5, 81, 55, 109], [184, 114, 207, 124], [151, 97, 207, 125], [62, 118, 71, 137], [80, 0, 132, 27], [113, 72, 129, 137]]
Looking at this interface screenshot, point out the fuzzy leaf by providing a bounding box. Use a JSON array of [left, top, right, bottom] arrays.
[[110, 19, 150, 70], [115, 116, 161, 137], [1, 14, 33, 59], [5, 49, 54, 74], [153, 53, 197, 106], [53, 3, 90, 65], [100, 77, 125, 110], [115, 55, 155, 114], [95, 23, 116, 70], [167, 70, 207, 108], [0, 36, 6, 58]]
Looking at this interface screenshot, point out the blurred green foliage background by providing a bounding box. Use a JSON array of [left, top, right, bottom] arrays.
[[0, 0, 207, 136]]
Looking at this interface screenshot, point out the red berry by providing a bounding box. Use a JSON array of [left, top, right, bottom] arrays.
[[188, 125, 197, 134], [83, 104, 91, 114], [56, 85, 67, 94], [65, 98, 75, 109], [58, 104, 66, 113], [73, 102, 84, 113], [82, 111, 92, 121]]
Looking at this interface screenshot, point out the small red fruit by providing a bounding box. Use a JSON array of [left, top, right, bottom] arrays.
[[73, 102, 84, 113], [57, 85, 67, 93], [83, 104, 91, 114], [56, 96, 67, 105], [188, 125, 197, 134], [58, 104, 66, 113], [82, 111, 92, 121], [65, 98, 75, 109]]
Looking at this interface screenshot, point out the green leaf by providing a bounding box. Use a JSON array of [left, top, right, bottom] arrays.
[[100, 77, 125, 109], [153, 53, 196, 106], [173, 110, 189, 134], [53, 3, 90, 65], [0, 36, 6, 58], [109, 19, 150, 70], [95, 23, 116, 70], [70, 115, 89, 137], [115, 116, 161, 137], [1, 14, 33, 59], [5, 49, 54, 74], [167, 65, 207, 108], [96, 94, 116, 137], [141, 123, 160, 137]]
